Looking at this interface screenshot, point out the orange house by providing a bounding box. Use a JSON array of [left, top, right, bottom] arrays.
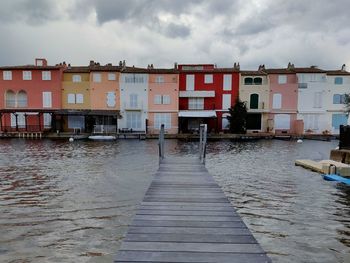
[[148, 66, 179, 134]]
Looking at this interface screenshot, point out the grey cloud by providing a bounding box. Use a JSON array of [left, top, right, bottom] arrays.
[[162, 23, 191, 38]]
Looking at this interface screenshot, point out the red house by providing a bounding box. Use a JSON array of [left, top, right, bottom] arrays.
[[178, 63, 240, 133], [0, 59, 65, 133]]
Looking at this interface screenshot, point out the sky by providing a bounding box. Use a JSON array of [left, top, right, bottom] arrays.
[[0, 0, 349, 70]]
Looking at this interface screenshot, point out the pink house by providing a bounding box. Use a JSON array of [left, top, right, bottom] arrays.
[[0, 58, 64, 132], [267, 64, 299, 134], [147, 66, 179, 134]]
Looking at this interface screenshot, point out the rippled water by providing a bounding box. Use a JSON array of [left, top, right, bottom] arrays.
[[0, 138, 350, 262]]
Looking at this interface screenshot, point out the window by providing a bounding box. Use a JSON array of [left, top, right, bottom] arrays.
[[298, 83, 308, 89], [250, 94, 259, 109], [333, 94, 346, 104], [11, 113, 26, 128], [154, 95, 162, 104], [3, 71, 12, 80], [155, 76, 164, 83], [222, 94, 231, 110], [313, 92, 322, 108], [254, 77, 262, 85], [332, 114, 348, 129], [68, 115, 85, 129], [223, 75, 232, 90], [108, 73, 116, 81], [43, 113, 52, 128], [72, 75, 81, 82], [186, 75, 194, 91], [125, 75, 144, 83], [273, 93, 282, 109], [278, 75, 287, 84], [68, 93, 75, 104], [106, 92, 116, 107], [5, 90, 16, 107], [42, 92, 52, 108], [154, 113, 171, 129], [130, 94, 138, 108], [188, 98, 204, 110], [304, 114, 319, 130], [76, 94, 84, 104], [222, 114, 230, 130], [23, 71, 32, 80], [204, 74, 213, 84], [335, 77, 343, 85], [275, 114, 290, 129], [17, 90, 27, 107], [93, 73, 101, 82], [126, 111, 141, 129], [162, 95, 170, 104], [244, 77, 253, 85], [42, 71, 51, 80]]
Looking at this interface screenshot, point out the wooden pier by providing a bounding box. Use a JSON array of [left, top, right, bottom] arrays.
[[115, 125, 271, 263]]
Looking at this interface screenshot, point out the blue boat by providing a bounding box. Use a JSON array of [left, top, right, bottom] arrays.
[[323, 174, 350, 185]]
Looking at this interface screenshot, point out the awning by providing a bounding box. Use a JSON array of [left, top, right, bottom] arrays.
[[179, 111, 217, 118]]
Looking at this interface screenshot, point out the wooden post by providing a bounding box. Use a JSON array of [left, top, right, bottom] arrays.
[[199, 124, 207, 164], [15, 113, 18, 131], [159, 124, 165, 162]]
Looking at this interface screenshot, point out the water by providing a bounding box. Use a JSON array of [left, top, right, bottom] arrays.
[[0, 138, 350, 262]]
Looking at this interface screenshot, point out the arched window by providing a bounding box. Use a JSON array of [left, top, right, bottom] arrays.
[[5, 90, 16, 107], [17, 90, 28, 107], [244, 77, 253, 85], [254, 77, 263, 85], [250, 93, 259, 109]]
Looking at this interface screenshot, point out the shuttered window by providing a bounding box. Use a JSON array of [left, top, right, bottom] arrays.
[[274, 114, 290, 129], [106, 92, 116, 107], [126, 112, 141, 129], [154, 113, 171, 129], [222, 94, 231, 110], [272, 93, 282, 109], [332, 114, 348, 129], [313, 92, 322, 108], [223, 75, 232, 90], [76, 94, 84, 104], [42, 92, 52, 108], [250, 94, 259, 109], [186, 75, 194, 91]]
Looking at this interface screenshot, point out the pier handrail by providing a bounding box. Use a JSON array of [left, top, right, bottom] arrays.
[[199, 124, 207, 164], [159, 124, 165, 162]]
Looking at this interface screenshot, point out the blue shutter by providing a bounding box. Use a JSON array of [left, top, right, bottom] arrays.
[[332, 114, 348, 129]]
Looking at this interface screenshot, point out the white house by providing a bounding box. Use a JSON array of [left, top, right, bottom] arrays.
[[119, 68, 149, 132], [296, 67, 329, 134], [325, 65, 350, 134]]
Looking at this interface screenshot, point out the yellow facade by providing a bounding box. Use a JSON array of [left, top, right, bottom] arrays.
[[62, 72, 91, 109]]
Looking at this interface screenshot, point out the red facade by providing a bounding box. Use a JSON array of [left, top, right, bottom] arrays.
[[178, 64, 239, 132]]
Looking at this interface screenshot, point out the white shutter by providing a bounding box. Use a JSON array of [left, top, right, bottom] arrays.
[[204, 74, 213, 84], [108, 73, 116, 81], [273, 94, 282, 109], [106, 92, 116, 107], [223, 75, 232, 90], [163, 95, 170, 104], [93, 73, 101, 82], [42, 92, 52, 108], [10, 113, 16, 127], [222, 94, 231, 110], [274, 114, 290, 129], [68, 93, 75, 104], [43, 113, 52, 128], [186, 75, 194, 91], [76, 94, 84, 104], [154, 95, 162, 104], [278, 75, 287, 84]]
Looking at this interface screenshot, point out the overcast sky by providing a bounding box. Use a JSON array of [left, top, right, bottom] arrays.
[[0, 0, 349, 70]]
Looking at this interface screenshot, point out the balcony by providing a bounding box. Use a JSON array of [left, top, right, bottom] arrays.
[[179, 91, 215, 98]]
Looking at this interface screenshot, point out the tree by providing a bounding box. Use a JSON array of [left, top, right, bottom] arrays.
[[344, 94, 350, 114], [227, 98, 247, 134]]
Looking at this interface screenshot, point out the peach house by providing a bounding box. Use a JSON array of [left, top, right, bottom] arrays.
[[266, 64, 299, 134], [147, 66, 179, 134], [0, 58, 64, 132]]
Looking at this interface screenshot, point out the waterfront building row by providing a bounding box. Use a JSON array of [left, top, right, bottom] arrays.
[[0, 59, 349, 135]]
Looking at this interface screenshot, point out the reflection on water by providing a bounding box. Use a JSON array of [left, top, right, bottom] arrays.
[[0, 138, 350, 262]]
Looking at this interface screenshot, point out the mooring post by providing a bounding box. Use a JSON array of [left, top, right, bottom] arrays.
[[159, 124, 165, 162], [199, 124, 207, 164]]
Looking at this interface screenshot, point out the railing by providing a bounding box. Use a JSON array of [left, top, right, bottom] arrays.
[[93, 125, 117, 134], [159, 124, 165, 162], [199, 124, 207, 164]]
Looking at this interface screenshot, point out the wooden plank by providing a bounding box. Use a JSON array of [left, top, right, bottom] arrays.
[[114, 156, 271, 263]]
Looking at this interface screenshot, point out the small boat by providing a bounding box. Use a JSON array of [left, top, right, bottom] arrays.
[[88, 135, 116, 140]]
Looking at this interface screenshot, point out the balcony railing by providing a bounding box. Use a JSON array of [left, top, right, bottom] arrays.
[[93, 125, 117, 134]]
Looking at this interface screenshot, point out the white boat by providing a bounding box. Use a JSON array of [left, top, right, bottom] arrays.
[[88, 135, 116, 140]]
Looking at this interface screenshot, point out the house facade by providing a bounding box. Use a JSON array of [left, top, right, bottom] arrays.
[[0, 58, 64, 132], [267, 65, 299, 134], [296, 67, 328, 134], [119, 67, 149, 132], [147, 67, 179, 134], [178, 64, 239, 133], [325, 65, 350, 134], [240, 66, 270, 132]]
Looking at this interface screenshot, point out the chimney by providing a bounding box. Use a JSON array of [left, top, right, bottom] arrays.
[[233, 62, 240, 71], [310, 65, 318, 69], [89, 60, 95, 66], [342, 64, 346, 71], [119, 61, 123, 67], [35, 58, 47, 66], [122, 60, 126, 69], [150, 64, 154, 69], [287, 62, 295, 70], [174, 62, 178, 69], [258, 64, 266, 71]]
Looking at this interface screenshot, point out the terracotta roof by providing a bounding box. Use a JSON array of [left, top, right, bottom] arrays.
[[89, 65, 121, 72], [325, 70, 350, 76], [240, 70, 267, 76], [64, 66, 90, 73], [148, 68, 179, 74], [0, 65, 62, 70], [265, 68, 295, 74], [179, 68, 239, 74], [121, 66, 150, 73], [293, 67, 326, 73]]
